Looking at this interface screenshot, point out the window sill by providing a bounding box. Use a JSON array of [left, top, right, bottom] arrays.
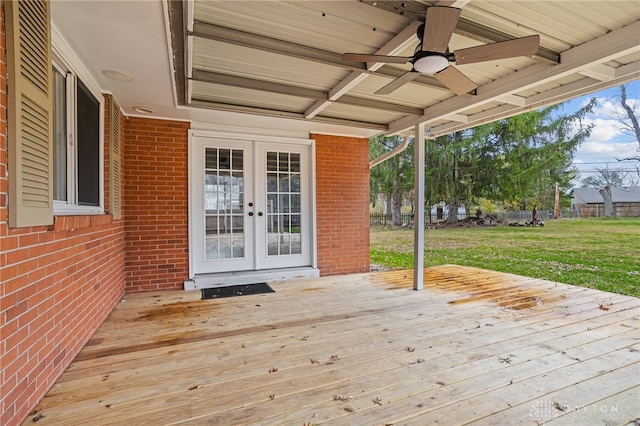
[[53, 203, 104, 216]]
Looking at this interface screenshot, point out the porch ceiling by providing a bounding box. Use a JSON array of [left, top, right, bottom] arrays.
[[51, 1, 640, 138]]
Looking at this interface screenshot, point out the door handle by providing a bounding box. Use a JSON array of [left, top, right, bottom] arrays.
[[248, 212, 254, 217], [258, 212, 263, 217]]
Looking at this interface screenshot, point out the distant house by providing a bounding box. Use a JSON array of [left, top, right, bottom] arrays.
[[570, 187, 640, 217]]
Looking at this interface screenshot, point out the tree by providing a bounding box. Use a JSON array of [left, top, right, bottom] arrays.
[[423, 100, 595, 220], [599, 186, 614, 217], [581, 166, 632, 217], [369, 135, 414, 226], [424, 130, 487, 223], [580, 166, 628, 188], [609, 84, 640, 161]]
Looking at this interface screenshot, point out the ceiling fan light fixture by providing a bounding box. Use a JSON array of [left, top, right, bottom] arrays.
[[413, 54, 449, 74]]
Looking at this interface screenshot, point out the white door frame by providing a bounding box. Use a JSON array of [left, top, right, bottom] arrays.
[[188, 130, 317, 279]]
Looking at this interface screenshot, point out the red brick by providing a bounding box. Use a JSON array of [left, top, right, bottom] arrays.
[[123, 117, 190, 292], [312, 134, 370, 276]]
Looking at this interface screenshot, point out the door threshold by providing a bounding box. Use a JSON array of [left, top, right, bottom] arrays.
[[184, 267, 320, 291]]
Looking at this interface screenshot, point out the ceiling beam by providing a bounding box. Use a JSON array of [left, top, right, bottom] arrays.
[[190, 99, 388, 130], [191, 69, 423, 116], [578, 64, 617, 82], [166, 0, 187, 105], [386, 20, 640, 135], [497, 94, 527, 107], [436, 0, 472, 8], [360, 1, 559, 64]]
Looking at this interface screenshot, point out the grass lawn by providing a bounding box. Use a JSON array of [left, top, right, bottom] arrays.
[[370, 217, 640, 297]]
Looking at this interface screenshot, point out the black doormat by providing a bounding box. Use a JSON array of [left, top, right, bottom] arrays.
[[201, 283, 275, 300]]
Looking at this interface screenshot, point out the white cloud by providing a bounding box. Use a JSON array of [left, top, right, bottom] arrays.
[[573, 90, 640, 162], [570, 84, 640, 185], [583, 117, 623, 144], [578, 140, 636, 157]]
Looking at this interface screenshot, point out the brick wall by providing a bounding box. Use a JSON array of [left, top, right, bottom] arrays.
[[0, 10, 126, 422], [313, 134, 370, 275], [123, 117, 190, 292]]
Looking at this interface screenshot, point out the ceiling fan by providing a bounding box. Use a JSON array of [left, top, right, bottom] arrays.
[[342, 6, 540, 96]]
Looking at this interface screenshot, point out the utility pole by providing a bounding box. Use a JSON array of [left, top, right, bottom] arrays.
[[554, 182, 560, 219]]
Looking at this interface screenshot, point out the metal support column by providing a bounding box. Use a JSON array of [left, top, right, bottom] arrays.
[[413, 124, 425, 290]]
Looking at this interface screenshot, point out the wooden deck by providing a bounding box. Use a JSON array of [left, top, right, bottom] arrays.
[[25, 265, 640, 425]]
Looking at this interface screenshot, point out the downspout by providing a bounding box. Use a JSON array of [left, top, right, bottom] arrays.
[[369, 134, 412, 169]]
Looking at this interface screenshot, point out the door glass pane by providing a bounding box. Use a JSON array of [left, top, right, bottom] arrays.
[[279, 175, 289, 192], [267, 152, 278, 171], [219, 149, 231, 170], [265, 151, 302, 257], [291, 214, 301, 254], [278, 152, 289, 172], [232, 149, 243, 170], [205, 148, 217, 169], [267, 173, 278, 192], [205, 147, 245, 261], [290, 175, 300, 192], [290, 155, 300, 173], [279, 194, 290, 213], [291, 194, 300, 213]]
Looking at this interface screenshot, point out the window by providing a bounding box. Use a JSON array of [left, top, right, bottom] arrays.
[[7, 2, 105, 226], [52, 56, 103, 214]]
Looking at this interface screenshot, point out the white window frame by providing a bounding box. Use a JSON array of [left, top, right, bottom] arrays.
[[52, 28, 104, 216]]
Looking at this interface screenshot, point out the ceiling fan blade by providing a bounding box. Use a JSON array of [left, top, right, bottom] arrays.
[[422, 6, 461, 53], [375, 71, 419, 95], [434, 66, 477, 95], [342, 53, 412, 64], [454, 35, 540, 65]]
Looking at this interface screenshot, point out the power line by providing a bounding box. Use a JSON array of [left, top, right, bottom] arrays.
[[572, 161, 639, 165], [574, 169, 638, 173]]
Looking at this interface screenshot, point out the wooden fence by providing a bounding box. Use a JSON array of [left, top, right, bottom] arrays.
[[370, 209, 571, 227]]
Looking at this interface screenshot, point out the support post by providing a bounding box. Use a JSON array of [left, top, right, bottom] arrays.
[[413, 124, 426, 290]]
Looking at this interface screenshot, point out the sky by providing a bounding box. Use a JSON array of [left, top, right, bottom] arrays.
[[561, 79, 640, 186]]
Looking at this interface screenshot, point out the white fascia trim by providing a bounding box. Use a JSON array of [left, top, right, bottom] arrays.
[[162, 0, 180, 107], [189, 129, 314, 145]]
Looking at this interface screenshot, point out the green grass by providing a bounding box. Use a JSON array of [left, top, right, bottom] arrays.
[[370, 218, 640, 297]]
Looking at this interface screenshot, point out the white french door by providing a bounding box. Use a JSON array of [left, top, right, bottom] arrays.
[[190, 134, 313, 275]]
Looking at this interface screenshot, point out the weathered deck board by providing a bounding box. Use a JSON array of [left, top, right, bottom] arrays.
[[23, 265, 640, 425]]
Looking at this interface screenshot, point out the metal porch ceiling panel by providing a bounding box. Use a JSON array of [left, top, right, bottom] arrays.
[[193, 1, 411, 55], [515, 73, 594, 99], [457, 100, 507, 117], [318, 102, 409, 125], [191, 37, 349, 91], [462, 1, 638, 49], [191, 81, 313, 114], [609, 50, 640, 67]]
